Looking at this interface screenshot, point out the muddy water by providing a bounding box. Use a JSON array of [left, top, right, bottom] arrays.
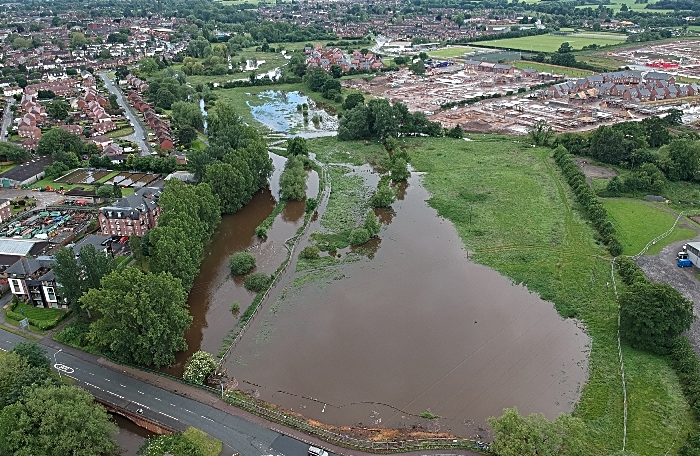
[[249, 90, 338, 137], [162, 153, 318, 376], [112, 413, 154, 455], [227, 173, 589, 438]]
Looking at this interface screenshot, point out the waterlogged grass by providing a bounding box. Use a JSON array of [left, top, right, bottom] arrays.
[[602, 199, 696, 256], [409, 135, 695, 455], [312, 136, 388, 167]]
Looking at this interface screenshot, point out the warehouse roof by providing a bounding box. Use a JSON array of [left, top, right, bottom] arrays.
[[0, 239, 40, 256]]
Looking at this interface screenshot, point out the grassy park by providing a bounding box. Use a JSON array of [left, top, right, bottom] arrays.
[[401, 134, 695, 455], [603, 199, 696, 255], [427, 46, 475, 59], [476, 32, 628, 52]]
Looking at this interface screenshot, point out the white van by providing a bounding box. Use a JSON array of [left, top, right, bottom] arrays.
[[308, 446, 329, 456]]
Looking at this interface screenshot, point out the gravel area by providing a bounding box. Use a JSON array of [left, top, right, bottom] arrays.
[[635, 234, 700, 355], [0, 188, 63, 208]]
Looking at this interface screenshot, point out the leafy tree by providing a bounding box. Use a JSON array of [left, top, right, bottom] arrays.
[[390, 158, 410, 181], [139, 57, 159, 75], [0, 142, 29, 162], [96, 185, 114, 199], [52, 247, 83, 308], [446, 125, 463, 139], [171, 101, 204, 130], [0, 384, 118, 456], [244, 272, 273, 292], [666, 139, 700, 182], [371, 179, 395, 208], [186, 149, 213, 182], [177, 125, 198, 147], [280, 156, 307, 201], [665, 108, 683, 126], [488, 408, 587, 456], [349, 228, 370, 246], [680, 432, 700, 456], [70, 32, 87, 48], [129, 235, 142, 263], [642, 116, 671, 148], [46, 99, 69, 120], [230, 251, 256, 275], [155, 87, 176, 110], [79, 244, 117, 291], [37, 128, 84, 166], [330, 64, 343, 79], [363, 210, 381, 236], [409, 59, 426, 75], [205, 162, 249, 214], [343, 92, 365, 110], [81, 267, 192, 367], [183, 351, 218, 385], [299, 245, 320, 260], [11, 342, 50, 370], [286, 137, 309, 157], [112, 183, 122, 199], [528, 120, 554, 146], [620, 281, 694, 354]]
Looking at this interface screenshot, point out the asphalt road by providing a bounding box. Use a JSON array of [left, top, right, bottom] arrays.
[[0, 98, 13, 142], [98, 72, 151, 156], [0, 329, 284, 456]]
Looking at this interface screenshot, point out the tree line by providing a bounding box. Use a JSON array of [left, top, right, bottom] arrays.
[[339, 98, 443, 141]]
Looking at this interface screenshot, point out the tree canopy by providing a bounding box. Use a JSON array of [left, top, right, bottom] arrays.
[[81, 267, 192, 367]]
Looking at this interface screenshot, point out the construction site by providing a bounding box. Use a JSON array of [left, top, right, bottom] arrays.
[[607, 40, 700, 79], [344, 60, 700, 134]]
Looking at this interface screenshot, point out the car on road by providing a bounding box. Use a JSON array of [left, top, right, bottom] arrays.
[[308, 446, 329, 456]]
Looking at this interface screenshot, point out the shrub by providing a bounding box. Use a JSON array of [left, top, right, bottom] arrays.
[[255, 226, 267, 238], [230, 302, 240, 314], [299, 245, 320, 260], [305, 197, 318, 213], [371, 180, 395, 208], [349, 228, 370, 246], [229, 251, 256, 275], [390, 158, 410, 181], [183, 351, 218, 385], [244, 272, 273, 293], [363, 210, 381, 236]]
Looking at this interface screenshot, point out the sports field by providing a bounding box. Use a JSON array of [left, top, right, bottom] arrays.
[[427, 46, 475, 59], [477, 32, 628, 53], [574, 0, 673, 13], [511, 60, 595, 77]]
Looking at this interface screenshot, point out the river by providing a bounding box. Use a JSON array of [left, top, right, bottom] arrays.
[[225, 171, 590, 439], [112, 413, 154, 455]]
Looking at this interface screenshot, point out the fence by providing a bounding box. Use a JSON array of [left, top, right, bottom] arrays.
[[609, 258, 628, 452], [633, 211, 685, 259], [218, 159, 331, 365]]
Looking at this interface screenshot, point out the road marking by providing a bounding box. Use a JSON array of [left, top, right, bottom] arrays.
[[120, 384, 126, 388], [133, 401, 149, 409], [159, 412, 177, 420], [183, 409, 193, 414], [88, 372, 94, 375], [104, 378, 111, 382], [106, 391, 124, 400], [85, 382, 101, 390], [137, 391, 144, 395], [171, 403, 177, 407], [53, 363, 74, 374], [154, 397, 161, 401], [201, 415, 215, 422]]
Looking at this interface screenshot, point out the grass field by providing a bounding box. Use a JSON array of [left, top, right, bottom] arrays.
[[476, 33, 628, 53], [603, 199, 696, 255], [400, 134, 696, 455], [573, 0, 674, 13], [106, 126, 134, 138], [427, 46, 475, 59], [511, 60, 595, 77]]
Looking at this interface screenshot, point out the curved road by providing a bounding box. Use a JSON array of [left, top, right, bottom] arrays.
[[0, 328, 482, 456], [98, 72, 151, 156]]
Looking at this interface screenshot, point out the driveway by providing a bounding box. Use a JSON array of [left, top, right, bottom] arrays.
[[98, 73, 151, 156]]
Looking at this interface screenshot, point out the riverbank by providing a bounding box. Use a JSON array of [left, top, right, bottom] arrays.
[[408, 135, 694, 455]]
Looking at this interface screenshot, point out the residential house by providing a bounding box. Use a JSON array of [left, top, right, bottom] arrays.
[[7, 257, 64, 308], [98, 187, 163, 237]]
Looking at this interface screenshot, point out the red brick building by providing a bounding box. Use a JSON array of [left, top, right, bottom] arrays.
[[97, 187, 162, 237]]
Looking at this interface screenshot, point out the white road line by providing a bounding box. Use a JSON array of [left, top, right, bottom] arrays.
[[85, 382, 101, 390], [201, 415, 215, 422], [154, 397, 161, 401], [183, 409, 193, 414], [170, 403, 177, 407], [132, 402, 149, 409], [106, 391, 124, 399], [103, 378, 110, 381], [159, 412, 177, 420], [137, 391, 144, 395], [120, 384, 126, 388], [88, 372, 94, 375]]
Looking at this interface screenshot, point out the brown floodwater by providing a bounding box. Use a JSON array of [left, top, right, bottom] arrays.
[[162, 153, 319, 376], [112, 413, 154, 455], [226, 172, 590, 439]]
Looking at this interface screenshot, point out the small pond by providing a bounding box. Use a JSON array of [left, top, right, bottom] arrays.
[[249, 90, 338, 138]]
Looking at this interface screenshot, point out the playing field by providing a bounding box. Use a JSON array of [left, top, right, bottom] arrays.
[[574, 0, 673, 13], [510, 60, 595, 77], [427, 46, 475, 59], [477, 33, 628, 53]]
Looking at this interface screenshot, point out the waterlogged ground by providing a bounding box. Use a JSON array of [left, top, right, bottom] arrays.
[[227, 169, 590, 438], [249, 90, 338, 138]]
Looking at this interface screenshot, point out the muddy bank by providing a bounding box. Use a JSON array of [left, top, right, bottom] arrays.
[[227, 172, 590, 438]]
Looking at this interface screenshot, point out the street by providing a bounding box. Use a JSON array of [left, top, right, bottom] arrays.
[[0, 98, 14, 142], [98, 72, 151, 156]]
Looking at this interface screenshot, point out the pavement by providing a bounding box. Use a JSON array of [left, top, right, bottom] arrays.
[[0, 327, 483, 456], [98, 72, 151, 156], [0, 98, 13, 142]]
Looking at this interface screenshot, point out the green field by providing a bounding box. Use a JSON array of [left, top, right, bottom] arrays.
[[427, 46, 475, 59], [401, 135, 695, 455], [476, 32, 628, 53], [511, 60, 595, 77], [603, 199, 696, 255], [574, 0, 673, 13]]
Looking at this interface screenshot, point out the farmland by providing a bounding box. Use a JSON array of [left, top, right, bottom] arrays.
[[475, 32, 628, 53]]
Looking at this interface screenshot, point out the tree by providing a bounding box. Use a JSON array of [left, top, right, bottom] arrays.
[[447, 125, 463, 139], [10, 342, 50, 369], [280, 156, 307, 201], [138, 433, 205, 456], [183, 351, 218, 385], [244, 272, 272, 292], [177, 125, 198, 147], [81, 267, 192, 367], [528, 120, 554, 146], [0, 142, 29, 162], [79, 244, 116, 290], [390, 158, 410, 181], [155, 87, 176, 110], [371, 179, 395, 208], [112, 182, 122, 199], [0, 384, 118, 456], [171, 101, 204, 130], [70, 32, 86, 48], [557, 42, 574, 54], [330, 64, 343, 79], [409, 59, 426, 75], [364, 209, 381, 236], [96, 185, 114, 199], [620, 281, 694, 354], [665, 108, 683, 126], [52, 247, 83, 309], [205, 162, 248, 214], [139, 57, 159, 76], [230, 251, 256, 275], [349, 228, 370, 246], [286, 137, 309, 157], [343, 92, 364, 110], [667, 139, 700, 182], [187, 149, 213, 182], [487, 408, 587, 456], [680, 432, 700, 456], [36, 128, 84, 164]]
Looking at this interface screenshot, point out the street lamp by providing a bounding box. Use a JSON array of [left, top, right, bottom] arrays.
[[53, 349, 62, 378]]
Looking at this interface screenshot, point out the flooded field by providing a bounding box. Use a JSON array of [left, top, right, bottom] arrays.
[[226, 172, 590, 438], [249, 90, 338, 137], [162, 153, 318, 376]]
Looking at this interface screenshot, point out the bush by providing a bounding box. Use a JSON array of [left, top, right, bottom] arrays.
[[390, 158, 410, 181], [305, 197, 318, 213], [54, 320, 91, 348], [363, 210, 381, 236], [255, 226, 267, 239], [229, 251, 256, 275], [230, 302, 240, 314], [349, 228, 370, 246], [680, 432, 700, 456], [371, 179, 395, 208], [182, 351, 218, 385], [244, 272, 273, 293], [299, 245, 320, 260]]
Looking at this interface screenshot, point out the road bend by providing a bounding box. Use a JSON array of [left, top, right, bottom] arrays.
[[0, 328, 482, 456]]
